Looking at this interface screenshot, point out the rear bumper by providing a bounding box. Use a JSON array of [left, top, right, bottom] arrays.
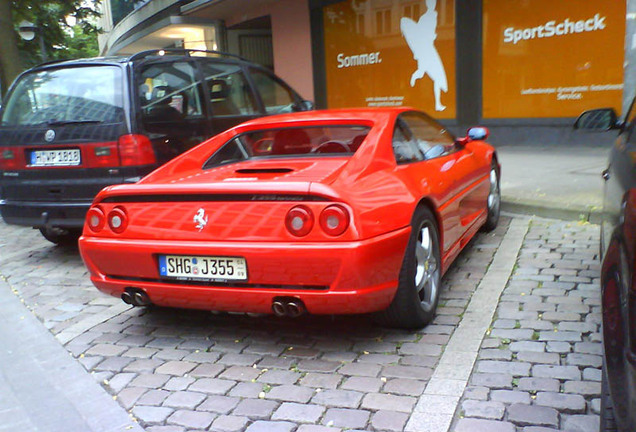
[[0, 199, 91, 228], [78, 227, 411, 315]]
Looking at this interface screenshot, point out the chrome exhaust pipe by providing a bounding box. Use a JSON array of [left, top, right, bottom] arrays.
[[121, 291, 133, 305], [133, 290, 151, 307], [272, 301, 287, 317], [286, 299, 306, 318]]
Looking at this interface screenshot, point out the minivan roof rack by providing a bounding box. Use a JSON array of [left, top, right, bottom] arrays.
[[129, 48, 248, 62]]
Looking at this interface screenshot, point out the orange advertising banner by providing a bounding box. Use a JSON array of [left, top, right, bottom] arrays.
[[483, 0, 625, 118], [323, 0, 456, 118]]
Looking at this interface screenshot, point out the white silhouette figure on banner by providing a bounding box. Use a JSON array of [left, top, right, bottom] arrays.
[[401, 0, 448, 111]]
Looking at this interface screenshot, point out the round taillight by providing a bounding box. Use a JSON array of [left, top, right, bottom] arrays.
[[319, 205, 350, 236], [107, 206, 128, 234], [285, 205, 314, 237], [87, 207, 105, 232]]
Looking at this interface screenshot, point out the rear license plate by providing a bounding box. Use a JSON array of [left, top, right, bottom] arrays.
[[30, 149, 81, 167], [159, 255, 247, 281]]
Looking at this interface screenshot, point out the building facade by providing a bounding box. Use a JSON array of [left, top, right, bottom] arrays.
[[99, 0, 631, 143]]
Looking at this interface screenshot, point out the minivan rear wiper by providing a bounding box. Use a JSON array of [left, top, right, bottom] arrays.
[[47, 119, 103, 126]]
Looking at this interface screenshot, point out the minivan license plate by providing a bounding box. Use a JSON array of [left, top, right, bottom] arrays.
[[30, 149, 81, 167], [159, 255, 247, 281]]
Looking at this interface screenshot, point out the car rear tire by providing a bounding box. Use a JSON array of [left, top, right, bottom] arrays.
[[39, 227, 81, 246], [601, 364, 618, 432], [482, 160, 500, 232], [376, 206, 441, 329]]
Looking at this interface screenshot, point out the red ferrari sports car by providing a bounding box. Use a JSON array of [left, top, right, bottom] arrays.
[[79, 108, 499, 328]]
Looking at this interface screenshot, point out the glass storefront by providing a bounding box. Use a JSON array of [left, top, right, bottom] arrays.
[[482, 0, 625, 118], [323, 0, 456, 119]]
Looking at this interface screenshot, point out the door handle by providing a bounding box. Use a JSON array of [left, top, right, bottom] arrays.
[[602, 169, 610, 181]]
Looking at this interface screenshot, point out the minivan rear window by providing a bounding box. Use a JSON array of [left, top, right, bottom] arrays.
[[1, 66, 124, 126]]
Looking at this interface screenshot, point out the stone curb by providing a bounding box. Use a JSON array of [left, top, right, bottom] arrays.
[[502, 200, 602, 224]]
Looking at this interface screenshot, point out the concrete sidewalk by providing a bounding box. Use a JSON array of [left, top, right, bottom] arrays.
[[496, 140, 610, 223], [0, 278, 143, 432]]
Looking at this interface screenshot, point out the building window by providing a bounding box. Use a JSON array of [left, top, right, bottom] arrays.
[[404, 3, 421, 20], [375, 8, 391, 35], [356, 13, 365, 35]]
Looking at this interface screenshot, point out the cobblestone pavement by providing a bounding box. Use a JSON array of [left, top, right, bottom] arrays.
[[0, 215, 602, 432], [452, 219, 601, 432]]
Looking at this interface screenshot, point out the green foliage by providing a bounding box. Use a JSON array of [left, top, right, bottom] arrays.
[[13, 0, 101, 67]]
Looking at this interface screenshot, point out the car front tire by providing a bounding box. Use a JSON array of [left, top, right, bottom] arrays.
[[482, 160, 500, 232], [376, 206, 441, 329]]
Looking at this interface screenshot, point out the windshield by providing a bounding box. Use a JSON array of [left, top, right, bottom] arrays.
[[203, 125, 370, 169], [1, 66, 124, 126]]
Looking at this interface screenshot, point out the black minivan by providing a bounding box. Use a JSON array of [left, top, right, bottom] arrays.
[[0, 49, 312, 244]]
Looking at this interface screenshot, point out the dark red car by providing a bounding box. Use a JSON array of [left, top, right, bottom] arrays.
[[576, 105, 636, 432]]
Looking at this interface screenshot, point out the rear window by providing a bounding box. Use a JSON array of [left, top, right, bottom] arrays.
[[1, 65, 124, 127], [204, 125, 370, 169]]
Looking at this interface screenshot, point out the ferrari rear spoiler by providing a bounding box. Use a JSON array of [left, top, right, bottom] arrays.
[[94, 181, 341, 203]]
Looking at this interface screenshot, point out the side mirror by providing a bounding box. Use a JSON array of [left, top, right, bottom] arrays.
[[295, 100, 314, 112], [574, 108, 620, 131], [467, 126, 489, 141]]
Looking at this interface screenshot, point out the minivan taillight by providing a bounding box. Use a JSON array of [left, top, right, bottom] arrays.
[[118, 134, 156, 167], [0, 147, 19, 170]]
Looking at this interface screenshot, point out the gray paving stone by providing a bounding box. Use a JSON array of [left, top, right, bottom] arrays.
[[490, 329, 535, 340], [217, 353, 261, 366], [471, 373, 513, 389], [190, 363, 225, 378], [461, 399, 505, 419], [197, 395, 240, 414], [507, 403, 559, 428], [208, 414, 248, 432], [532, 365, 581, 381], [382, 365, 433, 380], [218, 366, 261, 382], [130, 373, 171, 389], [95, 356, 135, 372], [477, 360, 531, 376], [164, 377, 196, 391], [162, 391, 206, 409], [356, 353, 401, 365], [117, 387, 147, 410], [146, 426, 185, 432], [132, 406, 174, 424], [322, 408, 370, 429], [538, 331, 582, 342], [480, 349, 512, 360], [546, 341, 572, 353], [535, 392, 586, 413], [267, 385, 315, 403], [107, 372, 136, 393], [85, 343, 127, 357], [245, 421, 296, 432], [124, 359, 164, 373], [583, 368, 602, 382], [272, 402, 325, 423], [228, 382, 263, 398], [561, 414, 600, 432], [341, 376, 383, 393], [516, 351, 560, 365], [566, 353, 602, 368], [574, 342, 602, 355], [312, 389, 363, 408], [123, 347, 159, 358], [232, 398, 278, 419], [297, 359, 341, 373], [138, 389, 170, 405], [383, 378, 426, 396], [455, 418, 515, 432], [464, 386, 490, 400], [371, 410, 409, 431], [188, 378, 236, 394], [338, 362, 381, 377], [563, 380, 601, 396], [300, 372, 342, 389], [361, 393, 415, 413], [258, 369, 301, 385], [399, 342, 443, 356], [155, 361, 197, 376], [490, 390, 531, 404]]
